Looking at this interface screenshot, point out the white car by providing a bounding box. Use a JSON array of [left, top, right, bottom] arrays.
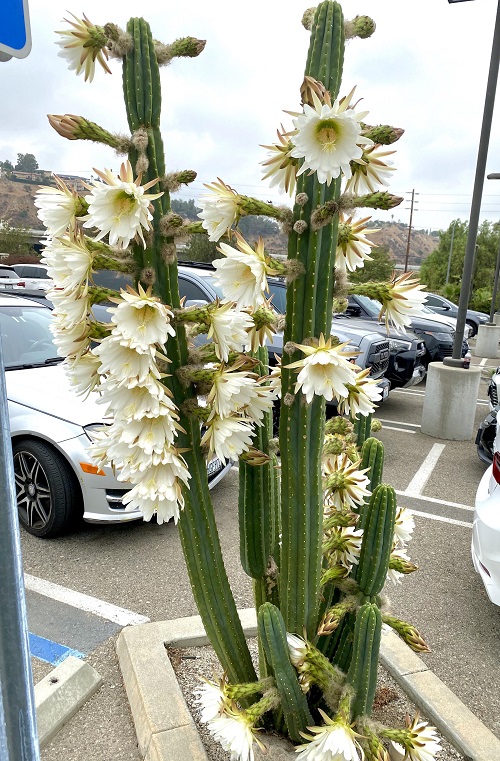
[[11, 263, 53, 292], [473, 413, 500, 605], [1, 294, 230, 538], [0, 264, 26, 292], [416, 304, 473, 339]]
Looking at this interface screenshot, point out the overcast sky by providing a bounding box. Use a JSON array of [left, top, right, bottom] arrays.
[[2, 0, 500, 233]]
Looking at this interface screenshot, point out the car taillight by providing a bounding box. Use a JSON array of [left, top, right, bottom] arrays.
[[17, 281, 25, 287], [493, 452, 500, 484]]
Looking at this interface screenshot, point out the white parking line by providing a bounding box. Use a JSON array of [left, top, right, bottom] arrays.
[[376, 418, 421, 428], [480, 357, 488, 366], [395, 490, 474, 511], [392, 389, 425, 397], [379, 425, 415, 434], [24, 574, 150, 627], [409, 510, 472, 529], [405, 443, 446, 496]]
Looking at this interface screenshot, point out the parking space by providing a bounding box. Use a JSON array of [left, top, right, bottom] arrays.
[[18, 350, 500, 756]]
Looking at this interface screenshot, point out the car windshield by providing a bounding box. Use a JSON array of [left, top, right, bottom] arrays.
[[352, 294, 384, 317], [0, 305, 61, 369]]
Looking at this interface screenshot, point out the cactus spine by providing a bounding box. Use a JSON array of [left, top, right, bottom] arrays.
[[360, 437, 385, 495], [280, 1, 345, 639], [121, 18, 255, 685]]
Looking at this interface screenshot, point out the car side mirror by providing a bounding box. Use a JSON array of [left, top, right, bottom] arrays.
[[346, 305, 362, 317]]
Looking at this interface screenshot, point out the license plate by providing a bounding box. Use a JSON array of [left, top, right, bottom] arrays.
[[2, 283, 13, 289], [382, 385, 389, 399], [207, 458, 222, 477]]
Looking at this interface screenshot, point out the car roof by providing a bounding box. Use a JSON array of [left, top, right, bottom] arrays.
[[14, 262, 48, 269]]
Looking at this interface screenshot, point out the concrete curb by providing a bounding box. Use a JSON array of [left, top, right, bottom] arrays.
[[35, 655, 103, 748], [116, 609, 500, 761]]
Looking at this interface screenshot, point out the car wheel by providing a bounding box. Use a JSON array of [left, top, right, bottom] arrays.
[[466, 319, 478, 338], [13, 439, 81, 538]]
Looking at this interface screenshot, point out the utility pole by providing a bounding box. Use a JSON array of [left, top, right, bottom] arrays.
[[404, 189, 418, 272]]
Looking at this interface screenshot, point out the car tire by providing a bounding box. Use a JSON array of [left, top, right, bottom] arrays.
[[466, 319, 478, 338], [13, 439, 82, 538]]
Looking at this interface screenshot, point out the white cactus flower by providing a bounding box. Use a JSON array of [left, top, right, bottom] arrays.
[[65, 351, 101, 397], [291, 91, 372, 186], [394, 714, 442, 761], [336, 214, 379, 273], [260, 126, 298, 196], [327, 526, 364, 568], [42, 230, 94, 292], [109, 285, 176, 352], [394, 506, 415, 546], [346, 144, 396, 196], [207, 710, 257, 761], [201, 415, 254, 463], [35, 176, 81, 237], [213, 233, 269, 309], [96, 379, 175, 420], [337, 368, 383, 418], [193, 677, 229, 724], [241, 383, 277, 425], [286, 633, 308, 668], [380, 273, 428, 333], [83, 161, 163, 249], [197, 178, 241, 242], [207, 367, 258, 419], [207, 302, 254, 362], [387, 547, 411, 585], [56, 12, 111, 83], [323, 454, 371, 511], [287, 334, 359, 404], [93, 337, 160, 388], [295, 710, 364, 761]]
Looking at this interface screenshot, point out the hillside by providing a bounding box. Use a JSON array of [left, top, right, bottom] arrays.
[[366, 221, 439, 268], [0, 177, 41, 229]]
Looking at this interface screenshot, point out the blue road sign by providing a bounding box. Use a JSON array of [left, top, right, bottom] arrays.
[[0, 0, 32, 59]]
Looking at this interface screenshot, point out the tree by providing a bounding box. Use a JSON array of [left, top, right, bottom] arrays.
[[14, 153, 38, 172], [171, 198, 199, 220], [180, 233, 219, 263], [0, 159, 13, 171], [349, 245, 395, 283], [0, 223, 36, 256]]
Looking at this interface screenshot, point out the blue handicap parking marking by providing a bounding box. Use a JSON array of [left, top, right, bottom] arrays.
[[29, 632, 85, 666]]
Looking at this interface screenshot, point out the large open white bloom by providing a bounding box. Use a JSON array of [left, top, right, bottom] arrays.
[[394, 714, 442, 761], [387, 547, 411, 585], [336, 215, 379, 273], [296, 711, 364, 761], [56, 12, 111, 83], [197, 179, 240, 242], [291, 91, 372, 186], [50, 315, 91, 358], [65, 352, 101, 397], [260, 126, 298, 196], [288, 334, 359, 403], [83, 161, 163, 249], [201, 415, 254, 463], [208, 711, 256, 761], [213, 233, 269, 309], [242, 383, 277, 425], [337, 367, 383, 418], [380, 273, 428, 332], [346, 144, 396, 196], [326, 526, 364, 568], [35, 176, 80, 237], [97, 378, 174, 420], [323, 454, 371, 511], [109, 285, 176, 352], [194, 677, 229, 724], [42, 231, 94, 293], [207, 302, 254, 362]]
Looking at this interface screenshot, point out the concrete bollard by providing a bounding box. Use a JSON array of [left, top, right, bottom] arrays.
[[473, 324, 500, 358], [421, 363, 481, 440], [494, 313, 500, 326]]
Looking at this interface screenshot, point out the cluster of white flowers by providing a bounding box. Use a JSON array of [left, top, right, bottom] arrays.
[[88, 286, 190, 524]]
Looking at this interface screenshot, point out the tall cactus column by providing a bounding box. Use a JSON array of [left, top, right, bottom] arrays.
[[122, 17, 255, 684], [279, 1, 345, 639]]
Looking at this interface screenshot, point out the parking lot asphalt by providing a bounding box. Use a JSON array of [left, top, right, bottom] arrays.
[[19, 350, 500, 759]]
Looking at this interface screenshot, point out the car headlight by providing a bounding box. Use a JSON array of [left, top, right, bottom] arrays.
[[479, 315, 489, 323], [388, 338, 412, 351], [83, 423, 109, 442], [422, 331, 453, 341]]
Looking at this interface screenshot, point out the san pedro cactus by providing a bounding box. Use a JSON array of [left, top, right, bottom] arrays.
[[39, 3, 437, 760]]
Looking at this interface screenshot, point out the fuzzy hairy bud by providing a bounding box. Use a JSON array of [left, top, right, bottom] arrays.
[[333, 267, 349, 300], [104, 23, 134, 57], [311, 199, 339, 230], [131, 128, 149, 151], [295, 192, 309, 207], [342, 192, 404, 211], [159, 212, 185, 237], [161, 242, 177, 264], [332, 298, 348, 314], [284, 341, 296, 355], [302, 7, 317, 30], [135, 154, 149, 174], [155, 37, 206, 66], [293, 219, 308, 235], [284, 258, 305, 284], [140, 267, 156, 285], [162, 170, 197, 193], [371, 419, 383, 432], [283, 392, 295, 407]]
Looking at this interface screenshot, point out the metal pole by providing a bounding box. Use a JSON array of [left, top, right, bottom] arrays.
[[447, 0, 500, 363], [445, 222, 456, 285], [490, 238, 500, 323], [0, 336, 40, 761], [404, 189, 415, 272]]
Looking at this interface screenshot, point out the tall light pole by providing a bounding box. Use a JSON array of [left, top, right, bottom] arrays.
[[445, 0, 500, 365], [445, 221, 457, 285]]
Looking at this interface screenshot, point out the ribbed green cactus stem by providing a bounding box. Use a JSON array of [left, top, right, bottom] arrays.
[[360, 437, 385, 495], [352, 413, 372, 449], [122, 17, 255, 684], [347, 602, 382, 718], [257, 603, 313, 742], [280, 0, 345, 639], [239, 347, 273, 579], [354, 485, 397, 596]]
